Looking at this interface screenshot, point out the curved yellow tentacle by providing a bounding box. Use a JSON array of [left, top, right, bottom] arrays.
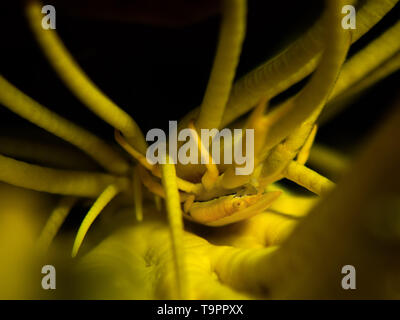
[[72, 184, 121, 257], [283, 161, 335, 196], [160, 155, 188, 299], [133, 167, 143, 222], [36, 196, 78, 253], [0, 153, 129, 197], [196, 0, 247, 130], [330, 21, 400, 100]]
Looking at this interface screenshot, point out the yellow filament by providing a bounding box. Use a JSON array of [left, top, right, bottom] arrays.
[[260, 120, 315, 186], [36, 197, 78, 253], [220, 99, 270, 189], [160, 154, 188, 299], [72, 184, 121, 257], [115, 130, 153, 172], [283, 161, 335, 196], [196, 0, 246, 130], [0, 153, 128, 197], [133, 167, 143, 222], [188, 122, 219, 191], [296, 125, 318, 165]]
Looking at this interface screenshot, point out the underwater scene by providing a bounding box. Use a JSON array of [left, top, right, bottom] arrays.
[[0, 0, 399, 301]]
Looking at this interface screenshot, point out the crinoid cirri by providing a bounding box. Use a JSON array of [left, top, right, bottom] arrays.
[[0, 0, 399, 299]]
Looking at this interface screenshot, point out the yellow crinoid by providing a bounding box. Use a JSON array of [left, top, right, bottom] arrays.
[[0, 0, 399, 299]]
